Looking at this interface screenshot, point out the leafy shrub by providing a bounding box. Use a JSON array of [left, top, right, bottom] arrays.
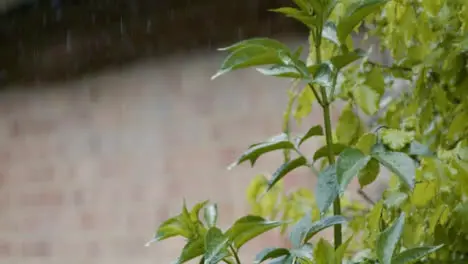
[[147, 0, 467, 263]]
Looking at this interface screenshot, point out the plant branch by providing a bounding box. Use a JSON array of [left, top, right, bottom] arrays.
[[357, 189, 376, 206], [309, 83, 324, 107], [229, 245, 242, 264]]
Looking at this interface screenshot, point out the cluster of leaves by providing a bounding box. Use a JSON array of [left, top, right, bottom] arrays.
[[146, 0, 467, 263]]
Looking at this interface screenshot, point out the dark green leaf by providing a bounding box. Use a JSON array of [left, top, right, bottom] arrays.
[[204, 227, 230, 264], [226, 215, 282, 249], [372, 152, 416, 190], [358, 158, 380, 187], [337, 148, 371, 192], [230, 134, 295, 169], [391, 245, 443, 264], [315, 165, 339, 214], [376, 213, 406, 264], [268, 156, 307, 190], [255, 248, 290, 263], [337, 0, 389, 44], [313, 143, 348, 161], [271, 7, 317, 28], [330, 49, 365, 70], [204, 204, 218, 228], [175, 238, 205, 264], [298, 125, 324, 146]]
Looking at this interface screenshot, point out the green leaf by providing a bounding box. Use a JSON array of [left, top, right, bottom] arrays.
[[290, 214, 313, 248], [337, 0, 389, 44], [330, 49, 365, 70], [204, 227, 230, 264], [372, 152, 416, 190], [384, 192, 408, 209], [255, 248, 290, 263], [271, 7, 317, 28], [358, 158, 380, 188], [353, 85, 380, 115], [291, 243, 314, 260], [191, 200, 209, 222], [408, 141, 434, 157], [151, 217, 190, 242], [256, 65, 301, 78], [411, 181, 437, 208], [175, 238, 205, 264], [381, 129, 415, 151], [337, 148, 371, 192], [298, 125, 324, 146], [294, 86, 316, 122], [336, 104, 361, 145], [391, 245, 444, 264], [315, 165, 339, 214], [322, 21, 340, 46], [213, 46, 284, 79], [336, 236, 353, 264], [226, 215, 282, 249], [365, 67, 385, 95], [314, 238, 336, 264], [230, 134, 294, 169], [313, 143, 347, 161], [312, 62, 335, 89], [268, 157, 307, 190], [304, 215, 348, 245], [204, 204, 218, 228], [219, 38, 290, 52], [355, 133, 378, 155], [376, 213, 406, 264]]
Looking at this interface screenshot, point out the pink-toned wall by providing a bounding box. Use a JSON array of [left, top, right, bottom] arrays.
[[0, 36, 388, 263]]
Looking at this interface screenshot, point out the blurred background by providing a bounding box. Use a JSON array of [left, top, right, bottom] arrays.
[[0, 0, 391, 263]]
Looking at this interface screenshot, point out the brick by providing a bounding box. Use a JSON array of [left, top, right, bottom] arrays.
[[20, 190, 63, 207], [80, 212, 95, 230], [21, 241, 51, 257], [0, 241, 11, 258]]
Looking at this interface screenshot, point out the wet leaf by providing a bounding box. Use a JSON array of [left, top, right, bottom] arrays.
[[315, 165, 339, 214], [337, 148, 371, 192], [268, 156, 307, 190], [226, 215, 282, 249], [391, 245, 444, 264], [372, 152, 416, 190], [376, 213, 406, 264]]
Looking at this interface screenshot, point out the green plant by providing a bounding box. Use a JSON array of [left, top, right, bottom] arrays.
[[145, 0, 467, 263]]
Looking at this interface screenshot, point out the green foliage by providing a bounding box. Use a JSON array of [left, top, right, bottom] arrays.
[[147, 0, 468, 262]]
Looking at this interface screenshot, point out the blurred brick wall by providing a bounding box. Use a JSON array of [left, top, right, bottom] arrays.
[[0, 0, 305, 85], [0, 36, 351, 263]]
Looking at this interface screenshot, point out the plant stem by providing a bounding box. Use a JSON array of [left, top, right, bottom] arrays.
[[314, 28, 342, 249], [229, 245, 242, 264], [322, 99, 342, 249]]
